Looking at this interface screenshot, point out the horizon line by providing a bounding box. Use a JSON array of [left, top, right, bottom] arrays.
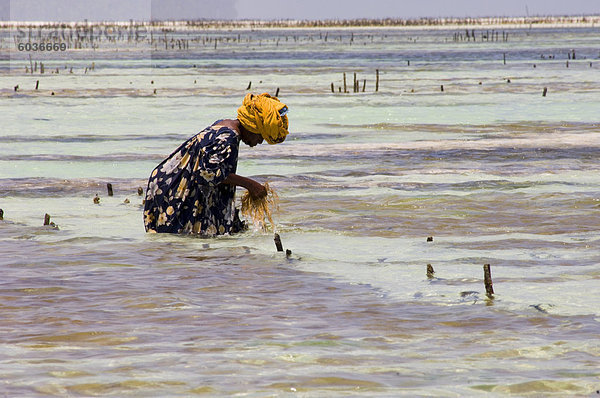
[[2, 13, 600, 25]]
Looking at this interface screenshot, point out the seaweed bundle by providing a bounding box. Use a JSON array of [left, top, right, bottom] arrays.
[[240, 182, 279, 232]]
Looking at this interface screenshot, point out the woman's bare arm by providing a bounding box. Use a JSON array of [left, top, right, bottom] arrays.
[[222, 173, 267, 198]]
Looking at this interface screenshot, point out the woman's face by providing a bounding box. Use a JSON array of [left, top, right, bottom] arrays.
[[242, 131, 264, 147]]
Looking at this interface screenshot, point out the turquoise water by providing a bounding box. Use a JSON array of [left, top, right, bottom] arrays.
[[1, 25, 600, 396]]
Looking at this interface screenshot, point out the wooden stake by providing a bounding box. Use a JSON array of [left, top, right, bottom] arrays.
[[274, 233, 284, 252], [331, 82, 334, 93], [44, 213, 51, 226], [440, 84, 444, 92], [343, 72, 347, 93], [362, 79, 366, 92], [503, 53, 506, 65], [427, 264, 435, 279], [483, 264, 494, 298], [35, 80, 39, 90], [375, 69, 379, 92], [275, 87, 280, 97], [246, 81, 252, 90], [542, 87, 547, 97], [107, 183, 113, 196], [0, 208, 3, 220]]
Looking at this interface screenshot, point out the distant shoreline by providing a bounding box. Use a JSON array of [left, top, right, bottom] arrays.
[[1, 15, 599, 30]]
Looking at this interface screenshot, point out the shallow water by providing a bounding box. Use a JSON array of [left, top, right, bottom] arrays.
[[1, 25, 600, 396]]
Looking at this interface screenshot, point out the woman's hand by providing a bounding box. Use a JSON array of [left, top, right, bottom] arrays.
[[247, 180, 267, 198]]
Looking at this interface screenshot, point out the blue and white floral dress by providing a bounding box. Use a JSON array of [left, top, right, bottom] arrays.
[[143, 121, 245, 235]]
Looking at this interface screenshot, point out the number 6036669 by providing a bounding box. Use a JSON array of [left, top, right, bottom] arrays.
[[17, 42, 67, 51]]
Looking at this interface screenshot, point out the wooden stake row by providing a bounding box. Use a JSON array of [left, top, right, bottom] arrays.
[[325, 65, 579, 95], [332, 70, 379, 93], [0, 184, 145, 225], [0, 210, 57, 227], [100, 183, 144, 197], [273, 233, 292, 258], [24, 61, 94, 75], [427, 263, 495, 299], [452, 29, 509, 42], [243, 82, 280, 98], [93, 184, 144, 204]]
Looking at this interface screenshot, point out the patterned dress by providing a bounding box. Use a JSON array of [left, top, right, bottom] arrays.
[[143, 121, 245, 235]]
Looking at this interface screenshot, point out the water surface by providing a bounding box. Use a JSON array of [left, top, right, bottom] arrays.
[[1, 25, 600, 396]]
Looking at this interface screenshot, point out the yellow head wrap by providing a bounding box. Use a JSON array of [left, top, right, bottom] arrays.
[[237, 93, 289, 145]]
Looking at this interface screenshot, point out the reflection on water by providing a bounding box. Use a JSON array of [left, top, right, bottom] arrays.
[[1, 25, 600, 396]]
